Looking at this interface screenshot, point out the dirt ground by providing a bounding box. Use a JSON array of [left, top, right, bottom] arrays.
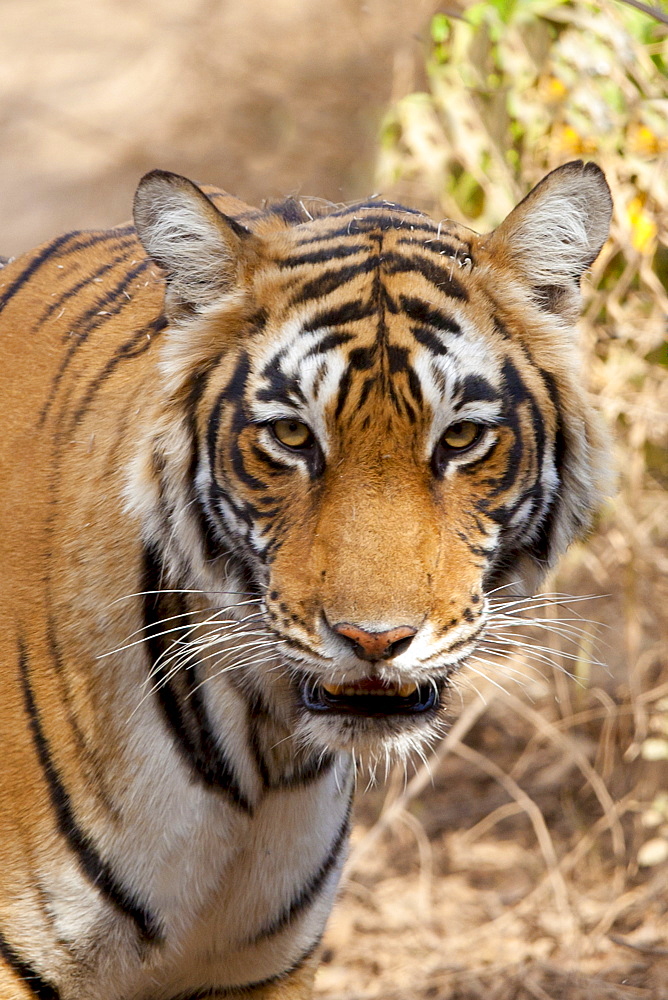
[[0, 0, 436, 254], [1, 2, 666, 997]]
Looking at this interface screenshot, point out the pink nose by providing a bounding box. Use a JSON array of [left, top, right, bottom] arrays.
[[332, 623, 417, 662]]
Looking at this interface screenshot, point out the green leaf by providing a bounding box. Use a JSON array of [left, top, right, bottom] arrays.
[[431, 12, 450, 44]]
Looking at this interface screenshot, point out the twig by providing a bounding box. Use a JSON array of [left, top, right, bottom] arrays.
[[612, 0, 668, 27], [608, 932, 668, 956]]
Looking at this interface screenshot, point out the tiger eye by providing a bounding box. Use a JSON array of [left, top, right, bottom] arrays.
[[441, 421, 482, 451], [271, 419, 314, 450]]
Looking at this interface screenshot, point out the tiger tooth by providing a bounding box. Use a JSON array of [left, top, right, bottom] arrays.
[[322, 682, 344, 696], [321, 681, 418, 698]]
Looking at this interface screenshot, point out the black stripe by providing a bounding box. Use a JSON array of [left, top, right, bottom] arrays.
[[0, 929, 61, 1000], [0, 233, 78, 312], [256, 367, 306, 408], [295, 215, 431, 245], [529, 366, 566, 563], [141, 546, 254, 814], [386, 344, 408, 374], [334, 365, 354, 420], [327, 199, 425, 217], [493, 314, 511, 339], [304, 331, 355, 358], [247, 796, 352, 944], [397, 235, 465, 258], [537, 366, 565, 473], [183, 353, 227, 565], [228, 423, 270, 492], [0, 228, 138, 316], [458, 439, 500, 476], [17, 639, 162, 944], [206, 352, 251, 489], [294, 208, 426, 238], [356, 375, 376, 411], [251, 445, 292, 474], [165, 938, 321, 1000], [39, 259, 152, 426], [400, 295, 462, 336], [68, 315, 169, 429], [46, 617, 121, 821], [33, 239, 139, 331], [385, 254, 468, 300], [406, 366, 424, 408], [411, 325, 449, 355], [244, 690, 334, 790], [277, 244, 367, 268], [267, 197, 310, 225], [301, 298, 376, 333], [455, 374, 499, 405], [291, 257, 378, 304], [59, 258, 151, 345], [207, 391, 228, 489]]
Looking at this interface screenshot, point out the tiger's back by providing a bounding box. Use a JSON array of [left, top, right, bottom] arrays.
[[0, 163, 612, 999]]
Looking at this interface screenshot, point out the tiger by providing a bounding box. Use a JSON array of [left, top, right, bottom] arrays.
[[0, 160, 612, 1000]]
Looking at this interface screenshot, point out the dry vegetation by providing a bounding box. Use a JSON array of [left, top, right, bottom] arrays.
[[1, 1, 666, 997]]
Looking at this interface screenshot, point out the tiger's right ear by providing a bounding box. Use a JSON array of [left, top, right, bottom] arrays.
[[133, 170, 261, 312]]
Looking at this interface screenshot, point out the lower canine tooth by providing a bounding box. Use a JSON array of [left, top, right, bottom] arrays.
[[398, 683, 418, 697]]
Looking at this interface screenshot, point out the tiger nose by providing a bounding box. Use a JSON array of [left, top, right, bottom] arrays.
[[332, 623, 417, 662]]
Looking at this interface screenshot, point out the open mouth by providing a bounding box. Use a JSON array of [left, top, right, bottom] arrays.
[[299, 674, 441, 716]]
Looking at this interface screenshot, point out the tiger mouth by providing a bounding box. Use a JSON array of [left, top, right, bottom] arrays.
[[299, 674, 441, 716]]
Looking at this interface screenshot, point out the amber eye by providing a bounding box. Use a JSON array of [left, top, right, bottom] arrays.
[[271, 419, 314, 450], [441, 420, 483, 451]]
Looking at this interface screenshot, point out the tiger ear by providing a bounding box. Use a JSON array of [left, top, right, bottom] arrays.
[[487, 161, 612, 319], [133, 170, 260, 312]]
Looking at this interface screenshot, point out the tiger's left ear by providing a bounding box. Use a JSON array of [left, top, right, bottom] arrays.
[[133, 170, 261, 312], [486, 161, 612, 320]]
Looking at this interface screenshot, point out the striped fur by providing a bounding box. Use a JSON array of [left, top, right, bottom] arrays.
[[0, 161, 611, 999]]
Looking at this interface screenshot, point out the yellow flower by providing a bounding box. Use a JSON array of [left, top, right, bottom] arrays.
[[627, 122, 667, 157], [539, 75, 567, 102], [553, 123, 597, 155], [627, 196, 658, 254]]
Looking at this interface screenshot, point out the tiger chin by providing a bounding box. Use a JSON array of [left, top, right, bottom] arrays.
[[0, 161, 611, 1000]]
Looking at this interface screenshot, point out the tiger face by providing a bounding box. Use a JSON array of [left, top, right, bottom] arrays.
[[132, 162, 612, 763]]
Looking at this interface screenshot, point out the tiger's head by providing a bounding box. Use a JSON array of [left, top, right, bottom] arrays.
[[130, 162, 612, 761]]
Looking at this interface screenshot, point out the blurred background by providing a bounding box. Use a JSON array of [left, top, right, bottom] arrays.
[[1, 1, 666, 997]]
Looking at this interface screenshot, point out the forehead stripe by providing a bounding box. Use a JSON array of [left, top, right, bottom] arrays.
[[290, 257, 378, 305], [256, 369, 306, 405], [293, 215, 430, 246], [397, 236, 460, 256], [304, 331, 356, 358], [455, 374, 500, 405], [276, 244, 367, 268], [383, 252, 468, 301], [411, 326, 450, 356], [399, 296, 462, 335], [301, 299, 376, 332]]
